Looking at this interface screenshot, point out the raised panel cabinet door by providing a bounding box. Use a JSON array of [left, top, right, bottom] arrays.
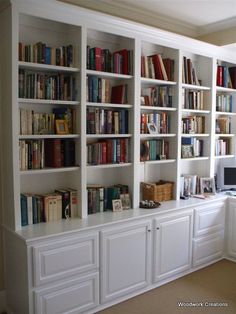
[[34, 272, 99, 314], [227, 201, 236, 258], [32, 232, 99, 286], [194, 201, 225, 238], [193, 232, 224, 267], [100, 220, 152, 304], [153, 211, 193, 282]]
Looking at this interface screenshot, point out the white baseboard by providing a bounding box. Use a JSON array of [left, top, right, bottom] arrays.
[[0, 290, 6, 312]]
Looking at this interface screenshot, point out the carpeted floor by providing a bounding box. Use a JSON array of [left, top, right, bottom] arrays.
[[97, 259, 236, 314]]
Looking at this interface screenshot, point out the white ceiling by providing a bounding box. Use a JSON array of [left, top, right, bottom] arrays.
[[60, 0, 236, 37]]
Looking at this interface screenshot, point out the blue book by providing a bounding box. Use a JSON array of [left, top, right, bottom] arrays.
[[20, 194, 28, 226], [182, 137, 194, 145], [45, 47, 51, 65], [32, 196, 38, 224]]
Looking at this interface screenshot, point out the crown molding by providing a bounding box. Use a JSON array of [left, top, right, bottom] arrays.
[[197, 16, 236, 36], [59, 0, 198, 37]]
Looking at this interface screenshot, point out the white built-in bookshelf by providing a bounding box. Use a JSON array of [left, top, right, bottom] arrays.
[[1, 0, 236, 232]]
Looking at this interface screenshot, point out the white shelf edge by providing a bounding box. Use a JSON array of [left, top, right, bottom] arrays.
[[19, 134, 79, 139], [140, 134, 176, 138], [182, 83, 211, 91], [86, 69, 133, 79], [87, 163, 132, 169], [181, 157, 209, 161], [18, 98, 79, 105], [87, 134, 132, 138], [181, 134, 210, 137], [86, 102, 133, 108], [215, 111, 236, 116], [18, 61, 79, 72], [20, 166, 80, 175], [182, 109, 210, 114], [215, 134, 235, 137], [215, 155, 235, 159], [140, 159, 176, 165], [216, 86, 236, 93], [140, 106, 177, 111], [140, 77, 177, 86]]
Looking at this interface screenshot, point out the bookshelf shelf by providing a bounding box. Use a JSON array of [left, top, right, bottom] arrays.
[[215, 111, 236, 116], [181, 134, 210, 137], [18, 61, 80, 73], [87, 163, 132, 169], [19, 134, 80, 139], [87, 102, 133, 109], [216, 86, 236, 93], [18, 98, 80, 105], [182, 83, 211, 91], [140, 77, 177, 86], [215, 134, 235, 137], [181, 157, 209, 161], [20, 166, 80, 175], [215, 155, 235, 159], [86, 69, 133, 79], [87, 134, 132, 138], [140, 134, 176, 139], [140, 106, 177, 112], [141, 159, 176, 165], [181, 109, 210, 114]]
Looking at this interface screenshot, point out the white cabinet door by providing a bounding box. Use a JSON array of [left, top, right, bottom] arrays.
[[153, 210, 193, 282], [34, 272, 99, 314], [227, 200, 236, 259], [100, 220, 152, 304], [194, 201, 225, 238]]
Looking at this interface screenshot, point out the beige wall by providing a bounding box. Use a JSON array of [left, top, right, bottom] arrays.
[[197, 26, 236, 46]]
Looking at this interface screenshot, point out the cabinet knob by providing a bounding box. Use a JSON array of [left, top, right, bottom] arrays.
[[156, 227, 160, 230], [147, 229, 151, 232]]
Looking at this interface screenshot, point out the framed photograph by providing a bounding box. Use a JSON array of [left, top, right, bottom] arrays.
[[181, 145, 194, 158], [112, 199, 123, 212], [55, 119, 69, 135], [120, 194, 131, 210], [200, 177, 216, 195], [147, 122, 158, 134]]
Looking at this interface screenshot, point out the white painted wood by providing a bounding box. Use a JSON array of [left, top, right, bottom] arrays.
[[20, 167, 80, 175], [18, 61, 79, 72], [153, 210, 193, 282], [227, 200, 236, 258], [18, 99, 79, 105], [140, 106, 177, 112], [193, 201, 225, 238], [100, 220, 152, 304], [32, 232, 99, 286], [86, 69, 133, 79], [34, 272, 99, 314], [182, 83, 210, 90], [19, 135, 80, 139], [87, 102, 133, 109], [181, 109, 210, 114], [140, 77, 176, 86], [193, 232, 224, 267]]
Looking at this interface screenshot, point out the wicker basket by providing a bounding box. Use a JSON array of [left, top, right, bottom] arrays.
[[141, 180, 174, 202]]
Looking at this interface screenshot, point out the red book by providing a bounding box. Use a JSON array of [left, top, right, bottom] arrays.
[[217, 65, 223, 87], [116, 49, 128, 74], [94, 47, 102, 71], [111, 85, 124, 104], [101, 142, 107, 164], [229, 67, 236, 89], [45, 139, 62, 168], [106, 140, 112, 163], [150, 54, 163, 80]]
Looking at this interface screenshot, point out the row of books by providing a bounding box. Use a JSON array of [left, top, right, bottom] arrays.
[[141, 86, 173, 107], [215, 138, 231, 156], [181, 137, 204, 157], [215, 117, 231, 134], [19, 139, 75, 170], [217, 65, 236, 89], [141, 55, 174, 81], [87, 46, 133, 75], [87, 108, 128, 134], [19, 107, 76, 135], [87, 138, 129, 165], [18, 70, 76, 101], [180, 174, 200, 197], [20, 188, 77, 226], [19, 42, 74, 67], [182, 56, 200, 85], [87, 184, 129, 214], [182, 116, 205, 134], [216, 94, 233, 112], [140, 112, 170, 134], [87, 76, 128, 104], [182, 89, 204, 110], [140, 139, 169, 161]]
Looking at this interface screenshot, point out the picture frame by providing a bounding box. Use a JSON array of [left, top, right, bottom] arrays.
[[147, 122, 158, 134], [120, 193, 131, 210], [55, 119, 69, 135], [112, 199, 123, 212], [200, 177, 216, 195], [181, 145, 194, 158]]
